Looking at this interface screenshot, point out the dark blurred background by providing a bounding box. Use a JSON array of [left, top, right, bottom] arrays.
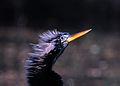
[[0, 0, 120, 86]]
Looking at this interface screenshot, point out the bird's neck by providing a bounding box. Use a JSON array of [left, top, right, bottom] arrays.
[[26, 45, 65, 86]]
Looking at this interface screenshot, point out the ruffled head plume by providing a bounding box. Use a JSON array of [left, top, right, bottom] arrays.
[[39, 29, 61, 43]]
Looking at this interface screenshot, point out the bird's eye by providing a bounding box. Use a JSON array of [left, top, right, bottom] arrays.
[[61, 36, 63, 39], [60, 36, 64, 40]]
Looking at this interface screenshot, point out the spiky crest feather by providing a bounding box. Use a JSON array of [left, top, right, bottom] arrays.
[[39, 29, 61, 42]]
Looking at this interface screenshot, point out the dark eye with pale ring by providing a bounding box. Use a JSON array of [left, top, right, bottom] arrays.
[[60, 36, 64, 40]]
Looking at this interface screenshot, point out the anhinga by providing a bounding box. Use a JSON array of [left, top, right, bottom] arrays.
[[25, 29, 92, 86]]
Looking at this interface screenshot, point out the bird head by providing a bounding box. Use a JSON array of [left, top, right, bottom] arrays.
[[38, 29, 92, 56], [27, 29, 92, 74]]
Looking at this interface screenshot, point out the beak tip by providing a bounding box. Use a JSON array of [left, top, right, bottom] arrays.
[[87, 29, 92, 32]]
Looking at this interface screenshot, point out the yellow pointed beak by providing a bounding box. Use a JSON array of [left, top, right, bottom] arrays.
[[66, 29, 92, 42]]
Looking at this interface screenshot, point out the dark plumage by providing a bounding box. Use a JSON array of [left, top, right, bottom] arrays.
[[25, 30, 70, 86]]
